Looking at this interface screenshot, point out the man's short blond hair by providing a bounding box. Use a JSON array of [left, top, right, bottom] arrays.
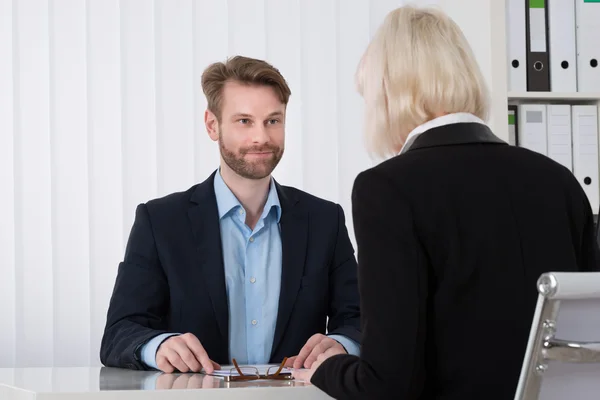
[[201, 55, 291, 120], [356, 5, 490, 158]]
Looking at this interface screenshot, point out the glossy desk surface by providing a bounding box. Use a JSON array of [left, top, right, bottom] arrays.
[[0, 367, 332, 399]]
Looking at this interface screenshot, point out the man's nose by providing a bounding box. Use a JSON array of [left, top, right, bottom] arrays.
[[250, 125, 269, 144]]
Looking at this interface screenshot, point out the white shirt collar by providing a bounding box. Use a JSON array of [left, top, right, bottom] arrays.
[[398, 112, 486, 155]]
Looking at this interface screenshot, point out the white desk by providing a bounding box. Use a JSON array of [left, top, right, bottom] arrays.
[[0, 367, 332, 399]]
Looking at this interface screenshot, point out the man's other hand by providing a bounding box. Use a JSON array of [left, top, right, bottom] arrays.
[[289, 333, 347, 369], [155, 333, 221, 374]]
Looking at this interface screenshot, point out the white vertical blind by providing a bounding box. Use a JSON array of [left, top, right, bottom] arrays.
[[0, 0, 16, 369], [87, 0, 123, 367], [155, 0, 195, 196], [14, 0, 55, 368], [337, 0, 373, 238], [265, 0, 303, 190], [300, 0, 338, 203], [50, 0, 91, 367], [120, 0, 158, 243], [192, 0, 226, 183], [0, 0, 501, 367], [229, 0, 266, 60]]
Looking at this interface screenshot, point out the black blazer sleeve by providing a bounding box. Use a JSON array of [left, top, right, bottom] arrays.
[[311, 169, 428, 399], [326, 204, 361, 343], [579, 194, 600, 272], [100, 204, 170, 370]]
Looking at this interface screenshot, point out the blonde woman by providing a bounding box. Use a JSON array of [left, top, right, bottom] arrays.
[[293, 5, 598, 399]]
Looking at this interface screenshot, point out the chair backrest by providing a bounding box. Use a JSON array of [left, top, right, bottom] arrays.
[[514, 272, 600, 400]]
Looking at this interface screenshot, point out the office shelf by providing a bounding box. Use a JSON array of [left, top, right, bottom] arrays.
[[508, 92, 600, 101]]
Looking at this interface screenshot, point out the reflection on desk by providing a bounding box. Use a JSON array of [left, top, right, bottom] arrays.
[[99, 366, 299, 390], [0, 366, 332, 399]]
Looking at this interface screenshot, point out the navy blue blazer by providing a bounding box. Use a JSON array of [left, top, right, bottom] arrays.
[[100, 171, 361, 370]]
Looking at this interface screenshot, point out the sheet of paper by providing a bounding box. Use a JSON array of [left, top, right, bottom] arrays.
[[204, 364, 292, 376]]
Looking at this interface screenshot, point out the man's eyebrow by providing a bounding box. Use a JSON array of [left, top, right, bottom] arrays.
[[231, 112, 284, 118]]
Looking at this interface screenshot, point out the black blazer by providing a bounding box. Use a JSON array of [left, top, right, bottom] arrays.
[[311, 122, 599, 399], [100, 171, 360, 370]]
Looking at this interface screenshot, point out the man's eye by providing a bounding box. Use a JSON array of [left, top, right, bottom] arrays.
[[267, 119, 279, 125], [239, 119, 250, 124]]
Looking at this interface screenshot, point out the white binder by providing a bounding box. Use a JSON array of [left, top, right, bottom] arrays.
[[508, 107, 517, 146], [518, 104, 547, 156], [506, 0, 527, 92], [548, 0, 577, 92], [546, 105, 573, 172], [575, 0, 600, 92], [571, 105, 599, 211]]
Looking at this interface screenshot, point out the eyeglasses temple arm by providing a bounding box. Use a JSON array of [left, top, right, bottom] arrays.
[[271, 357, 287, 376], [232, 358, 245, 376]]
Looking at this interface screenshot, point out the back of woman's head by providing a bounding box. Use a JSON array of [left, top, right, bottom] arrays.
[[356, 5, 490, 158]]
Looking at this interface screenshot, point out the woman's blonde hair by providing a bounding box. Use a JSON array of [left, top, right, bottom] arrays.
[[356, 5, 490, 158]]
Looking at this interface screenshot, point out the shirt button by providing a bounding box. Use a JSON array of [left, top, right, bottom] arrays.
[[249, 237, 254, 242], [251, 320, 258, 326], [250, 277, 256, 283], [239, 209, 244, 215]]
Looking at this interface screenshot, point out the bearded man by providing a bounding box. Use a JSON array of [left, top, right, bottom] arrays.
[[100, 56, 361, 374]]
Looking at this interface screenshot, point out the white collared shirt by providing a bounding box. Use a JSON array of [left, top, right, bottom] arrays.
[[398, 112, 487, 155]]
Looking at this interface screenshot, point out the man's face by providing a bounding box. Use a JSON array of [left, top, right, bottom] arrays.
[[206, 81, 285, 180]]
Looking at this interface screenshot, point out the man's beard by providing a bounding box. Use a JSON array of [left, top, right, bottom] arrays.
[[219, 130, 284, 180]]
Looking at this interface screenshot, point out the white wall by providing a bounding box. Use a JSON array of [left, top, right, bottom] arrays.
[[0, 0, 505, 367]]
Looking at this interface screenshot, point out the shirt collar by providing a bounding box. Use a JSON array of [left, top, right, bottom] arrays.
[[213, 169, 282, 223], [399, 113, 487, 155]]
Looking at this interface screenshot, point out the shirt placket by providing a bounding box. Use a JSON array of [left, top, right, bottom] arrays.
[[244, 218, 265, 364]]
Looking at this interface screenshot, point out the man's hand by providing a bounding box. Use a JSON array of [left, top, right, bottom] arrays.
[[288, 333, 347, 369], [291, 345, 346, 383], [155, 333, 221, 374]]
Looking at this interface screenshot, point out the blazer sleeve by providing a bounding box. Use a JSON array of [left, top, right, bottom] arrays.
[[99, 203, 171, 370], [311, 169, 429, 399], [325, 204, 361, 344], [578, 193, 600, 272]]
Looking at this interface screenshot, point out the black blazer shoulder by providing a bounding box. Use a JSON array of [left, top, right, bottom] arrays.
[[371, 122, 570, 176]]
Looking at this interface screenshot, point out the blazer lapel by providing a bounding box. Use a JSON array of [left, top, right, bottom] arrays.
[[271, 183, 308, 356], [187, 172, 229, 342]]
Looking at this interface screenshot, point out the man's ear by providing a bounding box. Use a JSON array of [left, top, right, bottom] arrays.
[[205, 109, 219, 142]]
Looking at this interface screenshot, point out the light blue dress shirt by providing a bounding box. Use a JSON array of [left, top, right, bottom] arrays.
[[140, 170, 359, 369]]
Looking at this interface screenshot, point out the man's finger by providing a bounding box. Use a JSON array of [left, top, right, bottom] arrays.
[[303, 339, 336, 368], [156, 355, 175, 374], [284, 356, 297, 367], [164, 347, 189, 373], [170, 339, 202, 372], [322, 345, 346, 359], [293, 334, 325, 369], [182, 334, 215, 374], [303, 343, 345, 372], [313, 350, 333, 370], [310, 352, 332, 373]]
